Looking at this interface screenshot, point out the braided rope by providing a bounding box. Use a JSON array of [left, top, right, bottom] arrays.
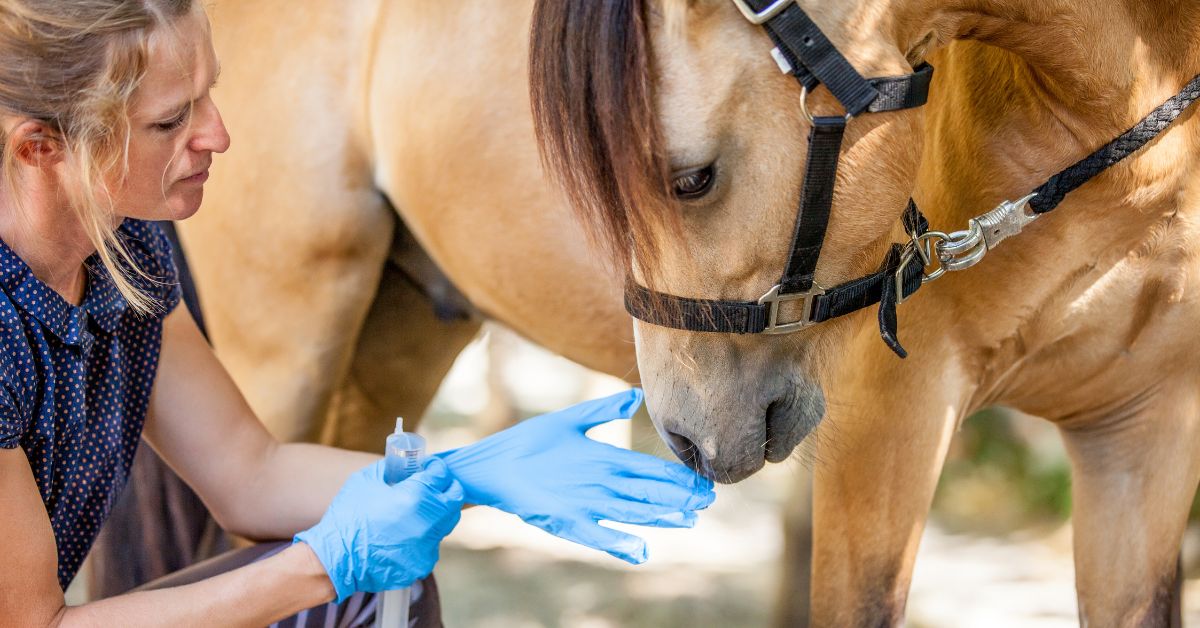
[[1030, 74, 1200, 214]]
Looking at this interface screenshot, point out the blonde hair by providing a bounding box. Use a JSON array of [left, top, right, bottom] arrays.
[[0, 0, 195, 314]]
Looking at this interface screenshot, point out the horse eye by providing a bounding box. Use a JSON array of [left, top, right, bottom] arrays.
[[671, 165, 716, 200]]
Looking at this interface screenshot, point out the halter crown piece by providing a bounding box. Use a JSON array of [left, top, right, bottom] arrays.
[[624, 0, 1200, 358]]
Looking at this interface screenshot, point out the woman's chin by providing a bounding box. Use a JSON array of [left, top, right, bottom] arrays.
[[119, 191, 204, 223], [161, 192, 204, 222]]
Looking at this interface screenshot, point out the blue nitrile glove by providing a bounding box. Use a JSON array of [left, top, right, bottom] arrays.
[[295, 457, 464, 603], [433, 388, 715, 564]]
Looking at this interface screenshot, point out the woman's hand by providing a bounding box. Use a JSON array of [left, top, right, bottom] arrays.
[[433, 389, 715, 564], [294, 458, 464, 602]]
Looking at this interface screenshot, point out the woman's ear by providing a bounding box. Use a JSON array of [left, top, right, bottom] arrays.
[[5, 120, 65, 168]]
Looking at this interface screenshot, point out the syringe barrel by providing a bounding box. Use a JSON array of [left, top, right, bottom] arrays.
[[375, 422, 426, 628], [383, 430, 426, 485]]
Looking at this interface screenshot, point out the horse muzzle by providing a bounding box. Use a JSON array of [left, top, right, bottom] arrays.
[[651, 379, 825, 483]]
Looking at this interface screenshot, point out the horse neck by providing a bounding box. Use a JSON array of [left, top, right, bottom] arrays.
[[915, 0, 1200, 233]]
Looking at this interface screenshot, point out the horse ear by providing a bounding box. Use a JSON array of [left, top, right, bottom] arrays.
[[905, 31, 937, 67]]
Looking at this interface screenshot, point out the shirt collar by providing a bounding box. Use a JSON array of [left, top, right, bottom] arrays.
[[80, 258, 127, 334], [0, 237, 128, 347]]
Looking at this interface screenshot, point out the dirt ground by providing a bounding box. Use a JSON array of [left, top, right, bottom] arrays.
[[427, 328, 1200, 627], [434, 465, 1200, 627]]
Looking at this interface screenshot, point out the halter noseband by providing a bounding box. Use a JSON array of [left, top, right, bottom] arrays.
[[625, 0, 1200, 358]]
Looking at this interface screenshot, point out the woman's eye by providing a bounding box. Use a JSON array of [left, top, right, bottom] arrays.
[[671, 165, 715, 200], [154, 110, 189, 132]]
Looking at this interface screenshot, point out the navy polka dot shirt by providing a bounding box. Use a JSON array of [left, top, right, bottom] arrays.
[[0, 219, 180, 590]]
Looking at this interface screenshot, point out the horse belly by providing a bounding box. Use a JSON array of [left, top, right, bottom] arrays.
[[366, 0, 637, 379]]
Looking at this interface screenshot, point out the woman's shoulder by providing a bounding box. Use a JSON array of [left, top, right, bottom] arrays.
[[0, 280, 38, 359], [0, 295, 34, 446]]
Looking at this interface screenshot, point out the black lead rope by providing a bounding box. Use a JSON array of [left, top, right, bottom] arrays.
[[1029, 74, 1200, 215], [625, 0, 1200, 359]]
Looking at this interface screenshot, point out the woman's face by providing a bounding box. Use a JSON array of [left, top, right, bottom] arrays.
[[115, 7, 229, 222]]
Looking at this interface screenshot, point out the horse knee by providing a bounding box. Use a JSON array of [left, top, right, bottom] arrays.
[[1080, 560, 1180, 628], [810, 558, 907, 627]]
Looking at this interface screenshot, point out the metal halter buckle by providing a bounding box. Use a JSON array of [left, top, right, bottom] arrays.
[[895, 230, 950, 304], [799, 86, 855, 123], [895, 193, 1040, 304], [894, 243, 921, 306], [731, 0, 793, 25], [757, 283, 825, 334]]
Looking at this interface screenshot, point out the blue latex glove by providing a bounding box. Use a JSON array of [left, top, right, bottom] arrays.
[[433, 388, 715, 564], [295, 457, 464, 602]]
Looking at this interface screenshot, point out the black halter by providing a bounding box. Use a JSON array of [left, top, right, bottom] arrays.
[[625, 0, 934, 356], [624, 0, 1200, 358]]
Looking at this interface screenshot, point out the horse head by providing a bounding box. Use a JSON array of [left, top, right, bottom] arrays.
[[531, 0, 937, 482]]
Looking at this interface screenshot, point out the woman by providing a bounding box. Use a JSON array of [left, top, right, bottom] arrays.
[[0, 1, 714, 625]]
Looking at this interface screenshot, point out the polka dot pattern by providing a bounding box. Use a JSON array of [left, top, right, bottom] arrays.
[[0, 220, 180, 591]]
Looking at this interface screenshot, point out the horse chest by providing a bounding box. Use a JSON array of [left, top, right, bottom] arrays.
[[983, 217, 1200, 422]]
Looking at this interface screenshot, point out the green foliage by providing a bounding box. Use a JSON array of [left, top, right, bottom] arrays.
[[932, 408, 1072, 534], [930, 406, 1200, 556]]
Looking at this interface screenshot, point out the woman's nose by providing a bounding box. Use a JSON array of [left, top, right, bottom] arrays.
[[189, 99, 231, 154]]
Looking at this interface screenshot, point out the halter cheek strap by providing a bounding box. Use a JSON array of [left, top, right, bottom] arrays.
[[625, 0, 934, 356]]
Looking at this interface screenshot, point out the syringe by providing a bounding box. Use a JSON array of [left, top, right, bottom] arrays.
[[375, 417, 426, 628]]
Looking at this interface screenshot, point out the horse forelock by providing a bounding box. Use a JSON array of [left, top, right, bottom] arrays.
[[529, 0, 682, 285]]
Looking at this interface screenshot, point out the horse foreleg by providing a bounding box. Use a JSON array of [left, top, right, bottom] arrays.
[[178, 200, 394, 443], [809, 359, 962, 626], [1059, 384, 1200, 627], [322, 255, 482, 452]]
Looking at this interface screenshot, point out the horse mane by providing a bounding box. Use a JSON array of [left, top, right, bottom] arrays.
[[529, 0, 681, 280]]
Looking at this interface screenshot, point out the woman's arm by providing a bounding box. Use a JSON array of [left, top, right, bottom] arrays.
[[143, 306, 377, 540], [0, 447, 335, 628], [147, 304, 715, 569]]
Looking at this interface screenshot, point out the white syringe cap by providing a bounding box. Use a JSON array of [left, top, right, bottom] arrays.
[[394, 417, 405, 434]]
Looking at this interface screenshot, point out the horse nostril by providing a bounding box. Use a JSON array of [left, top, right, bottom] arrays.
[[665, 430, 705, 472]]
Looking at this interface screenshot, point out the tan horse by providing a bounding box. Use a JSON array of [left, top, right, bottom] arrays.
[[532, 0, 1200, 625], [178, 0, 639, 454]]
